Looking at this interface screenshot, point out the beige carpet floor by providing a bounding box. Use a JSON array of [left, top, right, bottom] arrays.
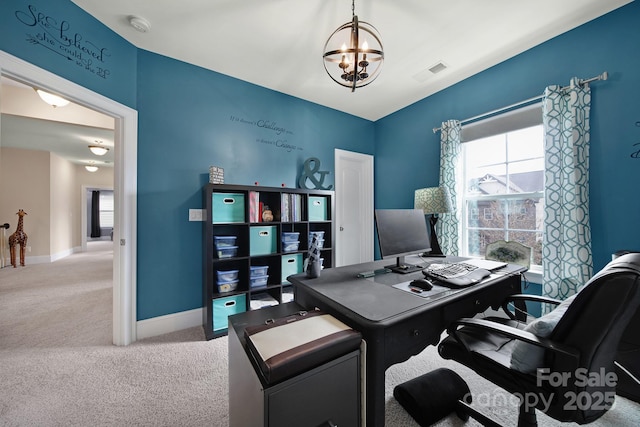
[[1, 241, 638, 426]]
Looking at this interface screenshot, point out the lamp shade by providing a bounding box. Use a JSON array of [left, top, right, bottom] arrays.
[[415, 187, 452, 214]]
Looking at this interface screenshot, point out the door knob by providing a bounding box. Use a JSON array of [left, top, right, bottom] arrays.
[[340, 226, 344, 231]]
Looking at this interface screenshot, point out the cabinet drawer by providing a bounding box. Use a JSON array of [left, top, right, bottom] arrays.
[[250, 226, 277, 256], [213, 294, 246, 332], [308, 196, 328, 221], [281, 253, 303, 284], [384, 311, 443, 366], [212, 193, 245, 223], [442, 278, 520, 324], [266, 351, 360, 427]]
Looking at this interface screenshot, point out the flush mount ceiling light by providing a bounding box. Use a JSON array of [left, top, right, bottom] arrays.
[[85, 165, 99, 172], [323, 0, 384, 92], [88, 143, 109, 156], [34, 88, 70, 107]]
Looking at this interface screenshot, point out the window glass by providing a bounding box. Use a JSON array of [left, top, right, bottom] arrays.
[[99, 192, 114, 228], [507, 126, 544, 162], [462, 122, 544, 268]]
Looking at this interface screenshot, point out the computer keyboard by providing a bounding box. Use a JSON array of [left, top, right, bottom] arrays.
[[422, 262, 491, 288], [425, 262, 477, 278]]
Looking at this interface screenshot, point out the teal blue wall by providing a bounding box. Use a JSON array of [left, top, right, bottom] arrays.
[[375, 1, 640, 273], [135, 51, 373, 319], [2, 0, 639, 322]]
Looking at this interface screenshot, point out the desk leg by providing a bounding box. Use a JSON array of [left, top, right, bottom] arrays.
[[363, 334, 387, 427]]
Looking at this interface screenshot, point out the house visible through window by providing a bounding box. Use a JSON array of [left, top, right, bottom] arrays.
[[460, 105, 544, 268], [99, 192, 114, 228]]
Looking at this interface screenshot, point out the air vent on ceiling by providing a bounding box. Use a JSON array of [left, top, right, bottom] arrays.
[[428, 62, 448, 74], [412, 61, 449, 83]]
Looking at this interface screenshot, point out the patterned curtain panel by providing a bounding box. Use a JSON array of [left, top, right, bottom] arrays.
[[438, 120, 462, 255], [542, 79, 593, 308]]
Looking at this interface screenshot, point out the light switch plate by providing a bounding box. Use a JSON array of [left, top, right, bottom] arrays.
[[189, 209, 204, 221]]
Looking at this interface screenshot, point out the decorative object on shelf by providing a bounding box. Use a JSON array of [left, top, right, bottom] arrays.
[[298, 157, 333, 190], [322, 0, 384, 91], [262, 205, 274, 222], [209, 166, 224, 184], [414, 186, 452, 257], [306, 234, 322, 278], [8, 209, 28, 268]]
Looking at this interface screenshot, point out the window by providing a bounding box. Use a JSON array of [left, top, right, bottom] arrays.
[[99, 192, 114, 228], [461, 112, 544, 269]]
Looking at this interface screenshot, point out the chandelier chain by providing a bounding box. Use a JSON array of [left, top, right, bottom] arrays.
[[352, 0, 355, 19]]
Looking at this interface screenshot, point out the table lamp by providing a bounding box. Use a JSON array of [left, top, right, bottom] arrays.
[[414, 186, 452, 257]]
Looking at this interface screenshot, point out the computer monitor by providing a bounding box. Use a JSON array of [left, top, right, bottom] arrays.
[[375, 209, 432, 274]]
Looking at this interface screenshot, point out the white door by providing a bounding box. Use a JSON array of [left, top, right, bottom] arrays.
[[334, 149, 374, 267]]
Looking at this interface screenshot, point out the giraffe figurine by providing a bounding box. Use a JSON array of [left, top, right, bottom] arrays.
[[9, 209, 28, 268]]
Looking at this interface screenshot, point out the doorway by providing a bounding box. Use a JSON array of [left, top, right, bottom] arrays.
[[0, 51, 138, 345], [334, 149, 374, 266]]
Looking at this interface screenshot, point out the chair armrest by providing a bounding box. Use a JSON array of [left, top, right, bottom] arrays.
[[447, 317, 580, 360], [501, 294, 563, 320]]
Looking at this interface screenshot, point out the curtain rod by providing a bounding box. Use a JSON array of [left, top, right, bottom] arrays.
[[432, 71, 608, 133]]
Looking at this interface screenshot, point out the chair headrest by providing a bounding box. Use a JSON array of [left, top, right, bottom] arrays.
[[603, 252, 640, 274]]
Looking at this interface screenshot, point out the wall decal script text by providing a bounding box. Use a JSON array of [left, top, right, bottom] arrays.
[[230, 115, 300, 152], [631, 121, 640, 159], [15, 4, 111, 79], [230, 115, 294, 136]]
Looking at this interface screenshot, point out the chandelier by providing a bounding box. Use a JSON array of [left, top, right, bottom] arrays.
[[322, 0, 384, 91]]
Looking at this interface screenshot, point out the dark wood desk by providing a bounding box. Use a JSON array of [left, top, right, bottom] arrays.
[[289, 256, 526, 427]]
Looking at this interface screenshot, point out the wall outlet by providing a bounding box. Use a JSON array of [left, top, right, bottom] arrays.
[[188, 209, 204, 222]]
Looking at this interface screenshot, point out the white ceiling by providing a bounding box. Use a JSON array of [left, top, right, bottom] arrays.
[[1, 77, 115, 167], [71, 0, 631, 121], [1, 1, 631, 166]]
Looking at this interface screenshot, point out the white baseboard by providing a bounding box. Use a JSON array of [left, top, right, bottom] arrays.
[[51, 247, 79, 262], [3, 246, 83, 266], [136, 307, 203, 340]]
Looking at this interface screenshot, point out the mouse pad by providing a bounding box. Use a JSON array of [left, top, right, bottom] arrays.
[[392, 281, 460, 301]]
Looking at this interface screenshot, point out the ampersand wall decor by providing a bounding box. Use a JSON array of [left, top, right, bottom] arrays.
[[298, 157, 333, 190]]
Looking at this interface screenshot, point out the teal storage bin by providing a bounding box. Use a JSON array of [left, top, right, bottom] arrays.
[[250, 226, 277, 256], [212, 294, 246, 332], [281, 253, 303, 284], [212, 193, 245, 223], [308, 196, 328, 221]]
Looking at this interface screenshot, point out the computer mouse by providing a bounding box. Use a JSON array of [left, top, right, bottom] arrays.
[[410, 278, 433, 291]]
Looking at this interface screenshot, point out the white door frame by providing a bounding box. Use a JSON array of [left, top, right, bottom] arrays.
[[0, 51, 138, 346], [334, 148, 374, 266]]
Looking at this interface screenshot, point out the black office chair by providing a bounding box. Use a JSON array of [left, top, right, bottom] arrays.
[[436, 253, 640, 426]]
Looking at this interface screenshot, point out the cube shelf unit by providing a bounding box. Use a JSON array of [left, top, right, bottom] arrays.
[[203, 183, 335, 339]]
